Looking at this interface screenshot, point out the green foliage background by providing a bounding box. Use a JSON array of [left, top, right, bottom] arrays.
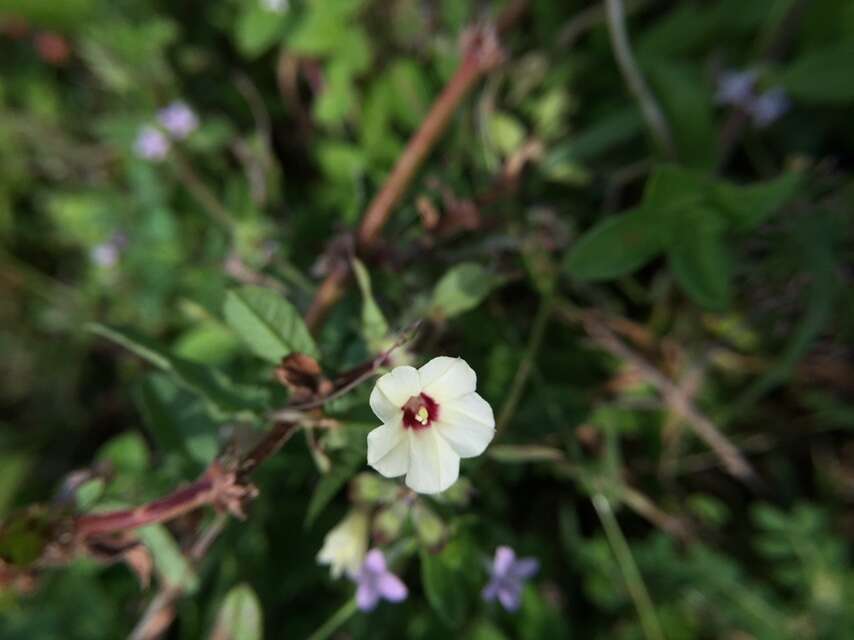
[[1, 0, 853, 638]]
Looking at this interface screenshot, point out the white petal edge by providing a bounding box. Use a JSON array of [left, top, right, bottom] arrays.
[[373, 366, 421, 410], [418, 356, 477, 402], [435, 392, 495, 458], [405, 429, 460, 494], [367, 421, 408, 478], [369, 384, 400, 423]]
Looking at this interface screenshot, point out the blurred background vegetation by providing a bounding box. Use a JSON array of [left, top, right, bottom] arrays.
[[1, 0, 853, 638]]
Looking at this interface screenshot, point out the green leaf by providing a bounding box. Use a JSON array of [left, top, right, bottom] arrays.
[[223, 286, 318, 363], [420, 543, 468, 627], [305, 424, 372, 527], [137, 524, 198, 593], [305, 449, 363, 528], [89, 323, 266, 419], [0, 453, 30, 519], [667, 210, 731, 310], [96, 432, 150, 474], [0, 507, 55, 566], [488, 112, 526, 157], [352, 258, 389, 346], [642, 164, 710, 212], [211, 583, 263, 640], [135, 373, 219, 467], [712, 173, 802, 231], [565, 208, 665, 280], [645, 59, 718, 169], [235, 4, 287, 58], [779, 39, 854, 103], [431, 263, 504, 319]]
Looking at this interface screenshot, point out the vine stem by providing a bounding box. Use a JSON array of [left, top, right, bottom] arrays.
[[304, 22, 508, 332], [496, 294, 554, 432], [604, 0, 675, 159], [593, 493, 666, 640], [305, 598, 359, 640]]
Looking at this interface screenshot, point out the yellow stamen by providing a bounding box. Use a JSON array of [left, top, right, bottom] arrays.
[[416, 406, 429, 424]]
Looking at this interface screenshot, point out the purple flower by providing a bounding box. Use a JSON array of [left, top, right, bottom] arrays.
[[352, 549, 408, 612], [90, 232, 128, 268], [134, 125, 170, 161], [715, 69, 757, 108], [749, 88, 789, 127], [482, 546, 539, 612], [157, 102, 198, 139]]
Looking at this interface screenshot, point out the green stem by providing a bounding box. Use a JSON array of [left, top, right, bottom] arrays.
[[306, 598, 358, 640], [171, 150, 236, 230], [604, 0, 675, 159], [593, 493, 665, 640], [496, 294, 554, 432]]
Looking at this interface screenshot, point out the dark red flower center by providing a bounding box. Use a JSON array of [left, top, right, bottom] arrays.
[[401, 393, 439, 430]]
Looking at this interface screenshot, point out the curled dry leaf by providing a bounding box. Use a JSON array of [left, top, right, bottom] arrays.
[[275, 353, 334, 404]]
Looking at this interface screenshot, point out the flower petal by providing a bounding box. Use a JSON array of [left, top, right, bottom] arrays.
[[405, 429, 459, 494], [418, 357, 476, 402], [367, 421, 409, 478], [494, 546, 516, 576], [497, 584, 522, 612], [510, 557, 539, 580], [482, 581, 499, 603], [377, 573, 408, 602], [369, 385, 399, 423], [363, 549, 386, 574], [373, 366, 421, 410], [356, 583, 380, 612], [435, 392, 495, 458]]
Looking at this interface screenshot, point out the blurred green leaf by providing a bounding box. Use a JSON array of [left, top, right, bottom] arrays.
[[667, 209, 731, 310], [96, 432, 150, 474], [565, 208, 665, 280], [89, 324, 266, 418], [235, 4, 287, 58], [645, 60, 718, 168], [0, 507, 54, 566], [779, 39, 854, 103], [352, 258, 389, 347], [223, 286, 319, 363], [135, 373, 219, 466], [0, 454, 30, 519], [211, 583, 263, 640], [712, 172, 802, 231], [431, 263, 504, 319], [305, 424, 371, 527], [138, 524, 198, 593], [420, 542, 468, 627]]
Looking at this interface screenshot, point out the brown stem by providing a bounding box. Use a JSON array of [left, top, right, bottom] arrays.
[[75, 474, 216, 539], [357, 28, 503, 250], [304, 25, 505, 332], [74, 422, 298, 540], [557, 303, 762, 489]]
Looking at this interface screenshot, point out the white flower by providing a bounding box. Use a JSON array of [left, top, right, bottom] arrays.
[[261, 0, 289, 13], [367, 356, 495, 494], [316, 509, 369, 579]]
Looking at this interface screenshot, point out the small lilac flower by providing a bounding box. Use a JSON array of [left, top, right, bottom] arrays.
[[134, 125, 170, 161], [749, 88, 789, 127], [90, 243, 119, 268], [90, 232, 128, 268], [715, 69, 757, 108], [352, 549, 408, 612], [482, 546, 539, 612], [157, 102, 198, 139]]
